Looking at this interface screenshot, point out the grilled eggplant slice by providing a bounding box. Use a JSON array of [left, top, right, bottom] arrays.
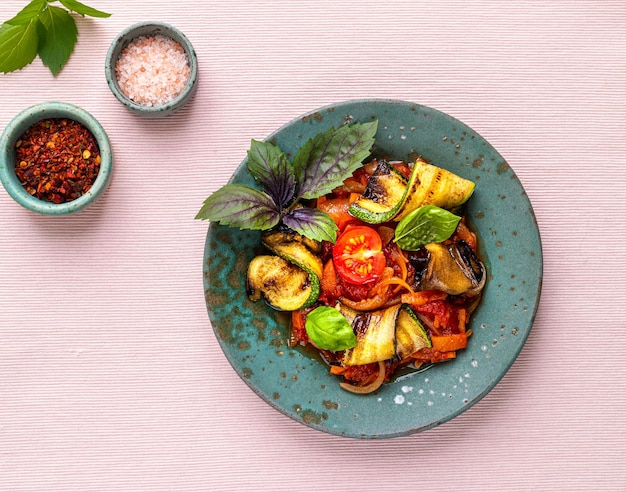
[[419, 241, 486, 296]]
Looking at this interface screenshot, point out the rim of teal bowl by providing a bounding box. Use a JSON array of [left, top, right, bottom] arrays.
[[104, 21, 199, 117], [0, 102, 113, 215]]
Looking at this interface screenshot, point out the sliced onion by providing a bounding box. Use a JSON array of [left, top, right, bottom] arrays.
[[339, 361, 386, 394], [375, 277, 415, 295], [339, 293, 390, 311]]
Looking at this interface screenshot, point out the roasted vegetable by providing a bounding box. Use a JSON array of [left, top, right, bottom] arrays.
[[418, 240, 486, 296], [262, 229, 323, 279], [349, 158, 475, 225], [337, 302, 431, 366], [394, 159, 475, 221], [246, 229, 324, 311], [247, 255, 316, 311], [348, 160, 409, 223], [341, 304, 397, 366], [394, 303, 432, 359]]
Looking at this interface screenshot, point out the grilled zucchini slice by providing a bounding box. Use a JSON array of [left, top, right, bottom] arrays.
[[395, 304, 431, 359], [261, 230, 323, 280], [246, 229, 323, 311], [349, 158, 475, 224], [394, 159, 475, 221], [348, 160, 409, 224], [341, 304, 399, 366], [247, 255, 315, 311], [338, 303, 431, 366]]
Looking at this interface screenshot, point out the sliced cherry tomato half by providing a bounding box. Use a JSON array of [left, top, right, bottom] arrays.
[[332, 226, 386, 285]]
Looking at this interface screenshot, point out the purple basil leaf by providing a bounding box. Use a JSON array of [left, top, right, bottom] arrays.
[[294, 121, 378, 199], [246, 139, 296, 209], [283, 208, 338, 243], [195, 183, 281, 230]]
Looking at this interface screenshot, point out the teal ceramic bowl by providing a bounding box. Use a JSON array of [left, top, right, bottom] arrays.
[[105, 21, 198, 117], [203, 99, 543, 438], [0, 102, 112, 215]]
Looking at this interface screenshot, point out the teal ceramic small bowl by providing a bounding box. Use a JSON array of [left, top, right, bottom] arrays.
[[0, 102, 113, 215], [105, 21, 199, 118]]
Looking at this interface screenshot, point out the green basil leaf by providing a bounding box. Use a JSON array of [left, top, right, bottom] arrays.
[[37, 6, 77, 76], [294, 121, 377, 199], [305, 306, 357, 351], [5, 0, 47, 25], [246, 139, 296, 209], [195, 184, 281, 231], [0, 20, 39, 74], [58, 0, 112, 18], [394, 205, 461, 251], [1, 0, 109, 74], [282, 207, 338, 243]]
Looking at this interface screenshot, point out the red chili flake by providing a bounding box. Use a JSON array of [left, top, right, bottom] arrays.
[[14, 118, 101, 204]]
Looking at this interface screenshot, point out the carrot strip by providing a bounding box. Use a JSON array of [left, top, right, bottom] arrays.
[[348, 192, 361, 204], [411, 349, 457, 363], [458, 308, 467, 334], [401, 290, 448, 306], [330, 365, 347, 375], [321, 259, 338, 297], [431, 334, 468, 352], [289, 309, 308, 347], [386, 245, 410, 294]]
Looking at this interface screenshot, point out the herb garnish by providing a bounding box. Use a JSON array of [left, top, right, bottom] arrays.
[[195, 121, 378, 243], [394, 205, 461, 250], [305, 306, 357, 351], [0, 0, 111, 76]]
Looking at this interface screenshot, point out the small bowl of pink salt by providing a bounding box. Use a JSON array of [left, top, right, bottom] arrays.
[[105, 21, 198, 117]]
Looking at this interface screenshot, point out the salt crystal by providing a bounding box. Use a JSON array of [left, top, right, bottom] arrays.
[[115, 34, 191, 108]]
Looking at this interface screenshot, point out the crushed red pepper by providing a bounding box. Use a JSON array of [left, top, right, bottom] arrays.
[[14, 118, 101, 204]]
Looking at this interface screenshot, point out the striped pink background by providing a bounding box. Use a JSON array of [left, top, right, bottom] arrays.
[[1, 1, 625, 490]]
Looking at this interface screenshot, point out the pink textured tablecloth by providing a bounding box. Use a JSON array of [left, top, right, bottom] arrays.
[[1, 1, 625, 491]]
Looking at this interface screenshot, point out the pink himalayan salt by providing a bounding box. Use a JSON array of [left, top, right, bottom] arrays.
[[115, 34, 191, 108]]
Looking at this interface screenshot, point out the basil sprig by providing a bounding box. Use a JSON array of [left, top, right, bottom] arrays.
[[0, 0, 111, 76], [305, 306, 357, 352], [196, 121, 378, 243], [394, 205, 461, 250]]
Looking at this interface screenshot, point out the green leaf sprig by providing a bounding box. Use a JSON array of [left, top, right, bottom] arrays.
[[195, 120, 378, 243], [0, 0, 111, 76], [394, 205, 461, 250], [305, 306, 357, 351]]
